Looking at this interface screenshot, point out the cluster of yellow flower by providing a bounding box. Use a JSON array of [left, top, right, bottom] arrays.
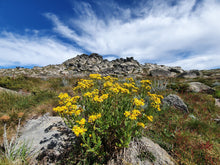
[[73, 79, 94, 90], [72, 125, 87, 136], [107, 83, 130, 94], [88, 113, 101, 123], [103, 75, 118, 82], [93, 94, 109, 103], [137, 122, 145, 128], [124, 109, 141, 120], [83, 89, 99, 98], [140, 79, 152, 91], [54, 73, 163, 139], [133, 98, 145, 107], [89, 74, 102, 80], [72, 113, 101, 136], [147, 92, 164, 111]]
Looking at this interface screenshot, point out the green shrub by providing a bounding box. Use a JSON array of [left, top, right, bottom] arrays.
[[54, 74, 163, 164], [213, 90, 220, 98]]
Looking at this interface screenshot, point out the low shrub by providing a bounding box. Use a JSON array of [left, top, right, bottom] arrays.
[[53, 74, 163, 164]]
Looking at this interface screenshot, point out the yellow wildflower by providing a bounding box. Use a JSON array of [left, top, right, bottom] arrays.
[[72, 125, 87, 136], [76, 118, 86, 125], [129, 114, 137, 120], [133, 98, 145, 107], [132, 109, 141, 115], [58, 93, 69, 99], [137, 122, 145, 128], [89, 74, 102, 80], [88, 113, 101, 123], [84, 92, 93, 98], [124, 111, 131, 117], [110, 87, 119, 94], [146, 86, 151, 90], [140, 80, 152, 85], [147, 115, 153, 122], [75, 110, 81, 116], [103, 81, 113, 88], [132, 89, 138, 93]]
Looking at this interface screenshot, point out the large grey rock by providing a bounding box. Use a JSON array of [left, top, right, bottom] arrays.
[[17, 113, 75, 164], [188, 82, 215, 94], [0, 87, 19, 95], [163, 94, 189, 113], [108, 137, 176, 165], [150, 69, 172, 77], [215, 98, 220, 108], [178, 70, 202, 78]]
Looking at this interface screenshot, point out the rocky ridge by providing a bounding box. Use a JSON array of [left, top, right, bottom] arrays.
[[0, 53, 189, 78]]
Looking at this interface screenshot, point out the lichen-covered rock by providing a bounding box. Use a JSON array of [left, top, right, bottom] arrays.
[[150, 69, 172, 77], [108, 137, 176, 165], [163, 94, 189, 113], [178, 70, 202, 78], [16, 113, 75, 164], [188, 82, 215, 94]]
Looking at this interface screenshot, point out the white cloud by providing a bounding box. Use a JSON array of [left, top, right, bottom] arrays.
[[45, 0, 220, 70], [0, 31, 82, 67]]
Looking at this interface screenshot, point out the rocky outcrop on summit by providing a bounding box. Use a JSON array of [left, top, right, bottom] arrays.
[[63, 53, 142, 76], [0, 53, 185, 78]]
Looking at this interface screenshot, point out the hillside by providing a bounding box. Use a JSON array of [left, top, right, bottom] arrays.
[[0, 54, 219, 165]]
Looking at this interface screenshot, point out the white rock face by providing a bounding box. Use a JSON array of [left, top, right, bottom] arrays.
[[188, 82, 215, 94], [108, 137, 176, 165], [16, 113, 75, 164]]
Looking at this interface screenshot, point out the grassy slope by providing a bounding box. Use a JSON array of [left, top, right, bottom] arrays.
[[0, 75, 219, 165]]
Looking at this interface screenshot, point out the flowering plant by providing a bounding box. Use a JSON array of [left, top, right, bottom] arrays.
[[53, 74, 163, 163]]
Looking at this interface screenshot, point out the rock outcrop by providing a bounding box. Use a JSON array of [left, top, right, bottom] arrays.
[[108, 137, 176, 165], [0, 53, 184, 78], [163, 94, 189, 113], [178, 70, 202, 78], [16, 113, 75, 164], [188, 82, 215, 94]]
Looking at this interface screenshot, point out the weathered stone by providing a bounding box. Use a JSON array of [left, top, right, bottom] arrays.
[[16, 113, 75, 164], [163, 94, 189, 113], [108, 137, 176, 165], [0, 53, 185, 78], [178, 70, 202, 78], [188, 82, 215, 94], [150, 69, 172, 77], [215, 98, 220, 108], [0, 87, 19, 95]]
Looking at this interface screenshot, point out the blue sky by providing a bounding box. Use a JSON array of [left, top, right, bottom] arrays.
[[0, 0, 220, 70]]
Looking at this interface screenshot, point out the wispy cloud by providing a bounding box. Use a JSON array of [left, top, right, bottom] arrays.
[[45, 0, 220, 70], [0, 31, 82, 67]]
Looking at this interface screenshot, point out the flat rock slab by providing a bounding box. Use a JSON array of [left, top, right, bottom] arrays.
[[215, 98, 220, 108], [108, 137, 176, 165], [17, 113, 75, 164], [0, 87, 19, 95], [188, 82, 215, 94]]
